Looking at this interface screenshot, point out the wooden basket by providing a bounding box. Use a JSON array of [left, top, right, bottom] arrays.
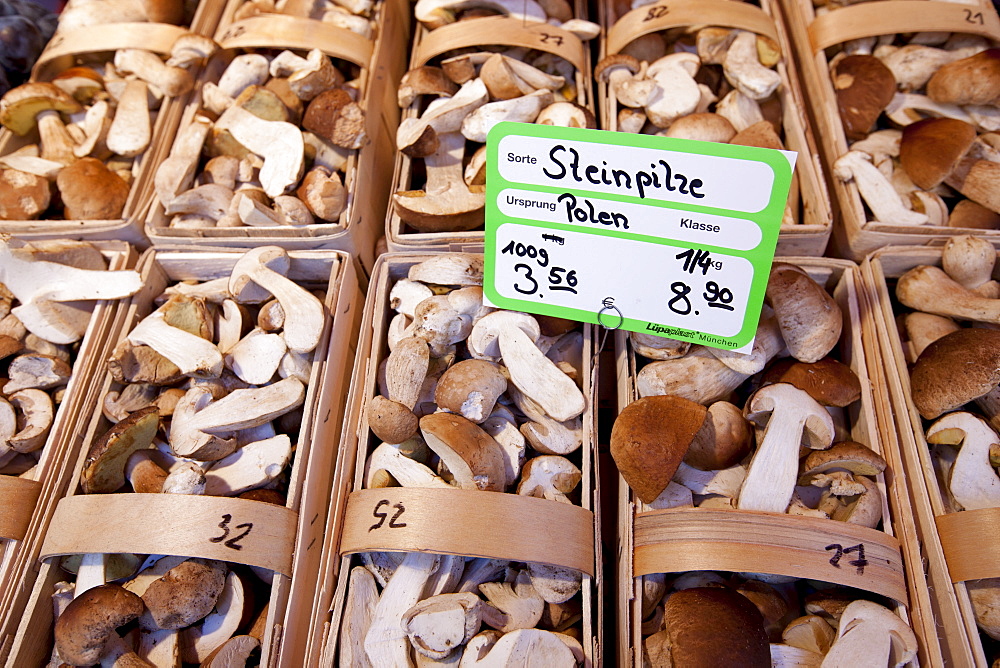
[[614, 258, 936, 666], [780, 0, 1000, 261], [0, 247, 363, 667], [0, 240, 138, 660], [598, 0, 833, 256], [141, 0, 410, 275], [863, 246, 1000, 667], [307, 252, 603, 667], [384, 3, 596, 254], [0, 20, 210, 248]]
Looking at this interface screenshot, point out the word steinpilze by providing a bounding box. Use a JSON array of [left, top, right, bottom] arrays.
[[537, 145, 706, 200]]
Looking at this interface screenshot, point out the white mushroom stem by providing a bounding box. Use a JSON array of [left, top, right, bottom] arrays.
[[366, 442, 452, 489], [230, 248, 325, 353], [106, 80, 152, 158], [215, 106, 305, 197], [498, 325, 585, 422], [927, 412, 1000, 511], [127, 311, 224, 378], [36, 110, 76, 165], [738, 385, 834, 514], [365, 552, 441, 667], [833, 151, 929, 226]]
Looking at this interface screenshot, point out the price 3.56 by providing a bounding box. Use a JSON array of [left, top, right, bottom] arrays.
[[500, 240, 578, 298]]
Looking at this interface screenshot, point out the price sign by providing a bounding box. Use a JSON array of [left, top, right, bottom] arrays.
[[484, 122, 795, 350]]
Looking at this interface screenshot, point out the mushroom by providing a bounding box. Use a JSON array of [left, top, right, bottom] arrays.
[[434, 359, 506, 423], [401, 592, 483, 659], [738, 384, 835, 514], [498, 322, 584, 421], [820, 600, 917, 667], [909, 328, 1000, 419], [516, 455, 581, 504], [141, 558, 227, 630], [365, 552, 442, 665], [214, 106, 304, 197], [611, 395, 706, 504], [644, 53, 702, 128], [926, 412, 1000, 510], [834, 151, 929, 226], [105, 79, 152, 158], [463, 628, 575, 667], [722, 31, 781, 100], [832, 55, 896, 141], [229, 247, 325, 353], [394, 131, 485, 233], [648, 587, 770, 667], [413, 0, 546, 29], [926, 48, 1000, 106], [56, 156, 131, 221], [54, 584, 145, 666], [766, 263, 842, 363], [81, 407, 160, 494], [479, 570, 544, 633], [419, 413, 506, 492], [178, 571, 249, 663]]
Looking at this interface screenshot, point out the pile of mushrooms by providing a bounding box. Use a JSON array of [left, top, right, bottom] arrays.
[[0, 238, 141, 527], [611, 262, 917, 666], [392, 2, 599, 234], [891, 234, 1000, 651], [637, 571, 916, 667], [153, 46, 364, 231], [596, 16, 799, 226], [0, 31, 213, 222], [44, 245, 329, 666], [613, 262, 885, 526], [824, 28, 1000, 228], [232, 0, 379, 38], [340, 253, 589, 666]]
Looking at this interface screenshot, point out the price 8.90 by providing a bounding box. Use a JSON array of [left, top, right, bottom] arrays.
[[500, 240, 578, 297], [667, 248, 736, 317]]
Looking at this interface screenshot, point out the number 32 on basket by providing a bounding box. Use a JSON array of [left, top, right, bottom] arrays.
[[484, 122, 795, 352]]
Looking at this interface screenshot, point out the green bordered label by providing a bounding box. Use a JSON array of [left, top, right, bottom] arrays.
[[484, 122, 795, 351]]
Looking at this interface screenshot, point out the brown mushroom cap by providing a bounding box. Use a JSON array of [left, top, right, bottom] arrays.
[[0, 168, 50, 220], [730, 120, 784, 150], [399, 66, 459, 107], [766, 263, 843, 364], [54, 584, 145, 666], [142, 558, 227, 630], [759, 357, 862, 407], [435, 359, 507, 422], [910, 327, 1000, 419], [419, 412, 506, 492], [367, 395, 419, 444], [899, 117, 978, 190], [801, 440, 886, 476], [302, 88, 366, 149], [832, 55, 896, 141], [927, 48, 1000, 106], [82, 406, 160, 494], [57, 157, 131, 220], [948, 199, 1000, 230], [611, 395, 707, 504], [660, 587, 771, 667], [595, 54, 641, 81], [684, 400, 752, 471]]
